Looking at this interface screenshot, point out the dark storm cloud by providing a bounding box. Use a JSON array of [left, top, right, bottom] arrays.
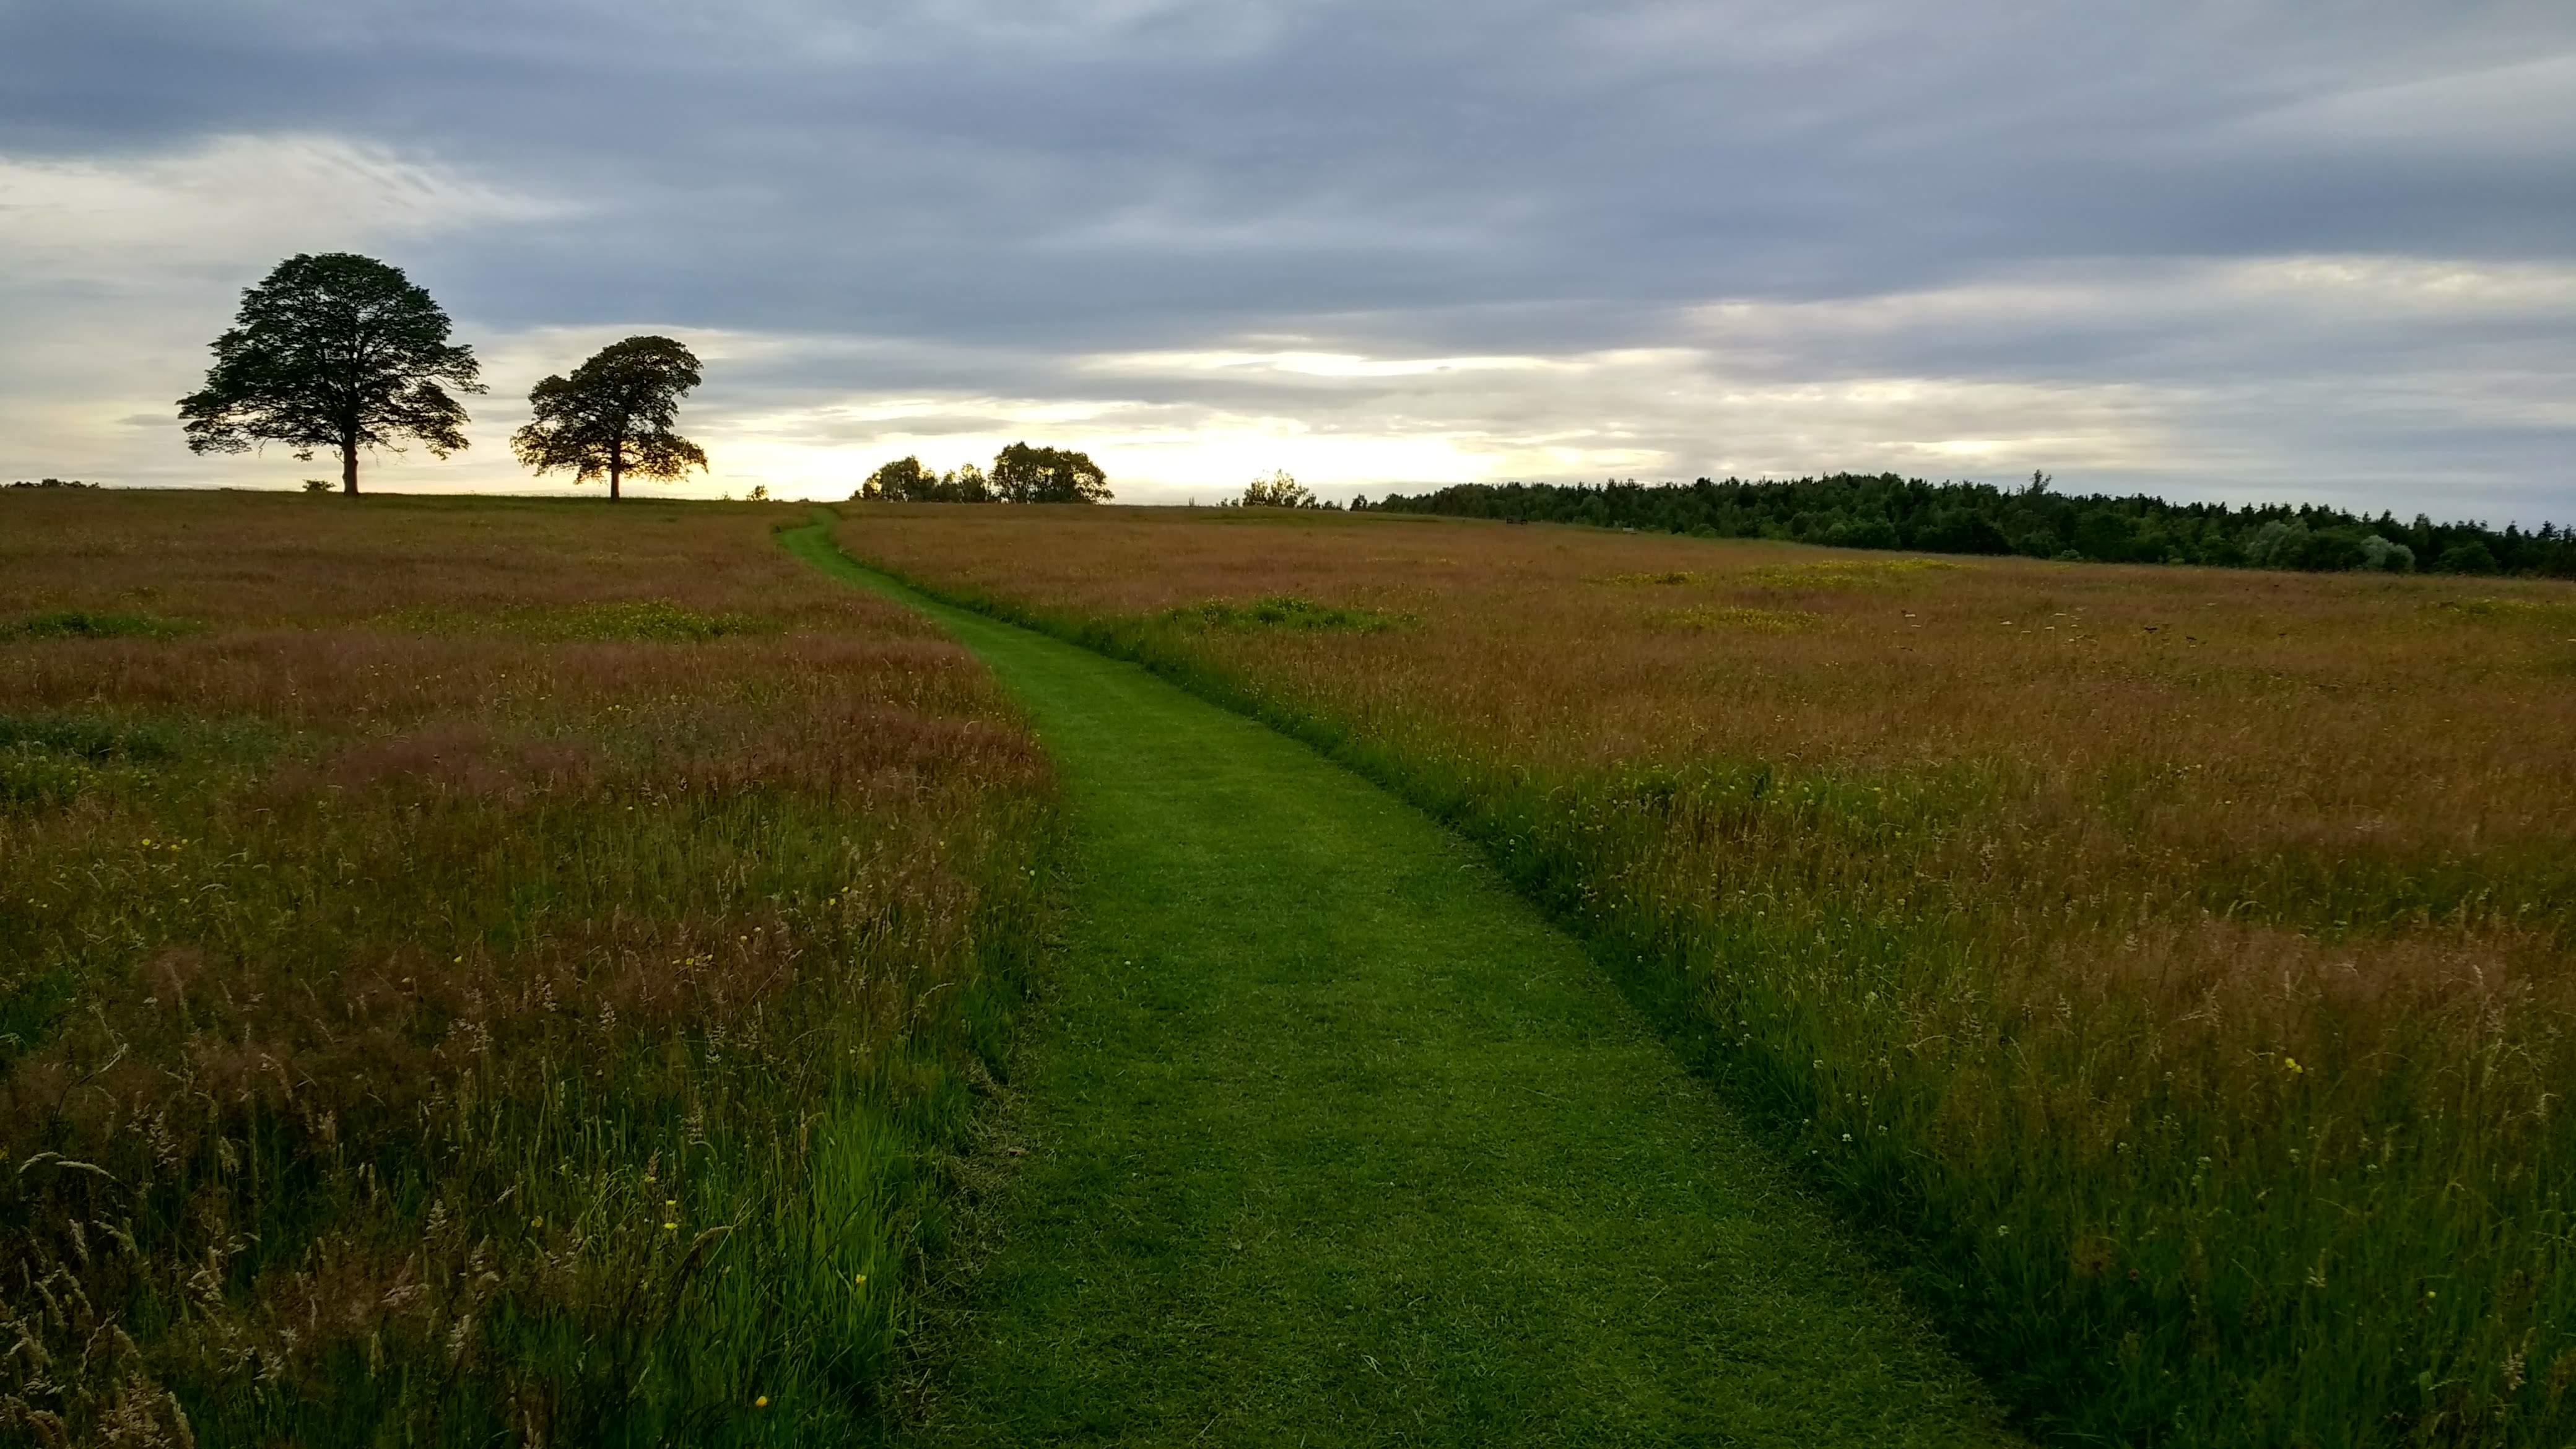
[[2, 1, 2572, 512]]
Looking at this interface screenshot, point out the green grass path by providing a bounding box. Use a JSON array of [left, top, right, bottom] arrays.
[[781, 521, 2016, 1447]]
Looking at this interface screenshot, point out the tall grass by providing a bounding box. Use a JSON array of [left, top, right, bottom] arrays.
[[844, 503, 2576, 1447], [0, 492, 1061, 1445]]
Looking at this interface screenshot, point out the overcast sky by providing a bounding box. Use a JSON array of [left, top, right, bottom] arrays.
[[3, 1, 2572, 518]]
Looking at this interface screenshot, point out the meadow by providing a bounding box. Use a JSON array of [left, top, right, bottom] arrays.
[[843, 503, 2576, 1448], [0, 492, 1060, 1445]]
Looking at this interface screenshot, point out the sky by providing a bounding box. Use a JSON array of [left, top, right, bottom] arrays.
[[2, 1, 2572, 519]]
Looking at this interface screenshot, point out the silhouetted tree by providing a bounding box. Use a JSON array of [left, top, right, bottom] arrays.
[[855, 458, 991, 502], [991, 443, 1111, 503], [179, 253, 484, 495], [859, 456, 934, 501], [511, 336, 708, 500], [1240, 470, 1317, 508]]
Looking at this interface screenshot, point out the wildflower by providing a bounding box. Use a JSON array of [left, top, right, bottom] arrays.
[[754, 1396, 769, 1409], [854, 1273, 866, 1286], [664, 1222, 677, 1231], [2284, 1057, 2304, 1074]]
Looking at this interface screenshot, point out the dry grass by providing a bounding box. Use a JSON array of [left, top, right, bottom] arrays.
[[1, 491, 1060, 1445], [844, 503, 2576, 1448]]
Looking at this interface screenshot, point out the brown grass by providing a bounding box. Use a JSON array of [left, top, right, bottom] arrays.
[[1, 491, 1060, 1443]]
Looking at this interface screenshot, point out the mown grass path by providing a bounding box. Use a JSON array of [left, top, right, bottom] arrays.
[[781, 521, 2014, 1447]]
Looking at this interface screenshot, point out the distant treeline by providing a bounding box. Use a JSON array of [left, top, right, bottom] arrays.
[[7, 478, 102, 490], [1354, 474, 2576, 578], [854, 443, 1112, 503]]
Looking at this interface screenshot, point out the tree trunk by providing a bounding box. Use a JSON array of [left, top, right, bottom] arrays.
[[341, 441, 359, 496], [609, 441, 622, 501]]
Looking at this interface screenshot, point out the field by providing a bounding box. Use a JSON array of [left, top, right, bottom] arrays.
[[842, 504, 2576, 1447], [9, 490, 2570, 1447], [0, 492, 1060, 1444]]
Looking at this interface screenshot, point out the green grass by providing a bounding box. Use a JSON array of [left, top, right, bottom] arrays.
[[781, 520, 2016, 1446], [0, 609, 196, 640]]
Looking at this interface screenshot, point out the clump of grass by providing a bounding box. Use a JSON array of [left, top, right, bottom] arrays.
[[1161, 594, 1397, 633], [386, 599, 778, 642], [2440, 596, 2576, 628], [1601, 570, 1697, 586], [0, 715, 183, 815], [1649, 604, 1817, 633], [846, 507, 2576, 1448], [0, 609, 195, 640], [1748, 558, 1968, 589], [1, 497, 1060, 1444], [524, 599, 777, 640], [0, 713, 180, 762], [0, 745, 103, 812]]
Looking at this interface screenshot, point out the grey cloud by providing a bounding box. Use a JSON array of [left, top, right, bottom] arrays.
[[2, 1, 2572, 517]]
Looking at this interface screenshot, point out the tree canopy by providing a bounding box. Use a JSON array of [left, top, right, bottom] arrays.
[[178, 253, 484, 495], [991, 443, 1112, 503], [853, 444, 1109, 504], [859, 456, 990, 502], [1237, 470, 1319, 508], [510, 336, 709, 500]]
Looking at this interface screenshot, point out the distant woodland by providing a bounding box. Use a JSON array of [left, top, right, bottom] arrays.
[[1357, 474, 2576, 578]]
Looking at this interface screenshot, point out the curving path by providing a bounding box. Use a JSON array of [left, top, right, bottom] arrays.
[[782, 520, 2016, 1448]]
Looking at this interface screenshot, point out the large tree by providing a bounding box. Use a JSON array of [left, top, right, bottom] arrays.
[[178, 253, 484, 495], [990, 442, 1111, 503], [511, 336, 710, 500]]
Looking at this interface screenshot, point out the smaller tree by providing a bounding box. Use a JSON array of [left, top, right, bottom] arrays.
[[858, 456, 934, 501], [2433, 539, 2500, 575], [179, 252, 484, 495], [990, 443, 1110, 503], [856, 458, 993, 502], [512, 336, 708, 500], [1240, 470, 1316, 508]]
